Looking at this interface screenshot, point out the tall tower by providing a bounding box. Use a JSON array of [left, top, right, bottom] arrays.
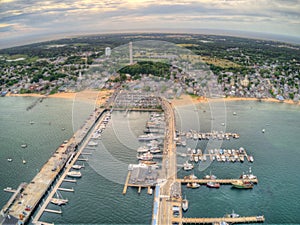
[[129, 42, 133, 65]]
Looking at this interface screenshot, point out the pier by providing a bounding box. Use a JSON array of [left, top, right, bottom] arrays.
[[177, 178, 258, 184], [1, 101, 109, 225], [172, 216, 265, 224]]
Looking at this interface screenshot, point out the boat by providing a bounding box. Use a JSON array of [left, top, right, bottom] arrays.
[[224, 210, 240, 218], [203, 172, 217, 180], [67, 171, 82, 178], [184, 173, 197, 180], [249, 155, 254, 163], [88, 141, 98, 147], [206, 181, 220, 188], [137, 146, 149, 153], [240, 167, 257, 180], [183, 161, 193, 171], [187, 182, 200, 188], [182, 196, 189, 211], [72, 164, 84, 170], [231, 180, 254, 189], [51, 191, 68, 206], [138, 134, 164, 141], [137, 152, 153, 161], [21, 144, 27, 148]]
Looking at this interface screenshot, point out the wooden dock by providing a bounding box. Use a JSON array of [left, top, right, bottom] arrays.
[[177, 178, 258, 184], [172, 215, 265, 224]]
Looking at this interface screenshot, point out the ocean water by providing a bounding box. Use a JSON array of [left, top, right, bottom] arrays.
[[0, 97, 300, 224]]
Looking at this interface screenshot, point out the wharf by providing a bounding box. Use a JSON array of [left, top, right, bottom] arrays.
[[177, 178, 258, 184], [172, 215, 265, 224], [0, 107, 107, 225]]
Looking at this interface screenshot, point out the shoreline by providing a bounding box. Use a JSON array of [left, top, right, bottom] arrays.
[[6, 92, 300, 106]]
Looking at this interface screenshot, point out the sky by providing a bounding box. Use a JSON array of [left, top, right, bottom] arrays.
[[0, 0, 300, 48]]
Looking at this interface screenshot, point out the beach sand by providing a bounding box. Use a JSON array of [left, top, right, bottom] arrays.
[[7, 89, 114, 106], [171, 95, 300, 107]]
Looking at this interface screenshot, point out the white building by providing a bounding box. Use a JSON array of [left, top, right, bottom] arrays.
[[105, 47, 111, 57]]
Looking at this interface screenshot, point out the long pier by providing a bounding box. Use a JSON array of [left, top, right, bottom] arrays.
[[178, 178, 258, 184], [1, 103, 108, 224], [32, 109, 110, 224], [172, 216, 265, 224]]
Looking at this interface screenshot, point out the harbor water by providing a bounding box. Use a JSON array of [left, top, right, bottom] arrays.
[[0, 97, 300, 224]]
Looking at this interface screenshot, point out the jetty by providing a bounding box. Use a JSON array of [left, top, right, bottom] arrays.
[[0, 105, 108, 225]]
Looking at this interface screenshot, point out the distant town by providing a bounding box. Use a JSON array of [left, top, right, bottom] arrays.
[[0, 33, 299, 102]]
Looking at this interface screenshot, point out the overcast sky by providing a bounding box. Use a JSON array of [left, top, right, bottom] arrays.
[[0, 0, 300, 48]]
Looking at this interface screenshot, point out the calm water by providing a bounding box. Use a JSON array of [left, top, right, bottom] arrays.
[[0, 97, 300, 224]]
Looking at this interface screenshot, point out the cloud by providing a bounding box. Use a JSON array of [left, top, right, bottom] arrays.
[[0, 0, 299, 48]]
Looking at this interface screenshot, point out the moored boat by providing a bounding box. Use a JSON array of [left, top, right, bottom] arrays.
[[187, 182, 200, 188], [206, 181, 220, 188], [231, 180, 253, 189], [67, 171, 82, 178], [182, 196, 189, 211]]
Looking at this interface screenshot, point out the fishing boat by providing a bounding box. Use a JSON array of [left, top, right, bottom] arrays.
[[182, 196, 189, 211], [231, 180, 254, 189], [187, 182, 200, 188], [67, 171, 82, 178], [206, 181, 220, 188], [183, 161, 193, 171], [224, 210, 240, 218]]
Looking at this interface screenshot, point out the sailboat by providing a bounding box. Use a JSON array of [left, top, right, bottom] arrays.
[[51, 191, 68, 206]]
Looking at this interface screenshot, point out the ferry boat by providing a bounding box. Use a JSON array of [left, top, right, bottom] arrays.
[[182, 196, 189, 211], [206, 181, 220, 188], [183, 161, 193, 171], [187, 182, 200, 188], [67, 171, 82, 178], [231, 180, 254, 189]]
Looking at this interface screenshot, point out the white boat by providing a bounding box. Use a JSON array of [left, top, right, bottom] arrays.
[[183, 161, 193, 171], [72, 164, 84, 170], [67, 171, 82, 178], [51, 191, 68, 206], [187, 182, 200, 188], [137, 152, 153, 161], [137, 146, 149, 153], [182, 196, 189, 211], [240, 167, 257, 180], [88, 141, 98, 147]]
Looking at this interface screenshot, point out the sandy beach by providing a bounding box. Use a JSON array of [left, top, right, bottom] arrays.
[[171, 95, 300, 107], [7, 89, 114, 106]]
